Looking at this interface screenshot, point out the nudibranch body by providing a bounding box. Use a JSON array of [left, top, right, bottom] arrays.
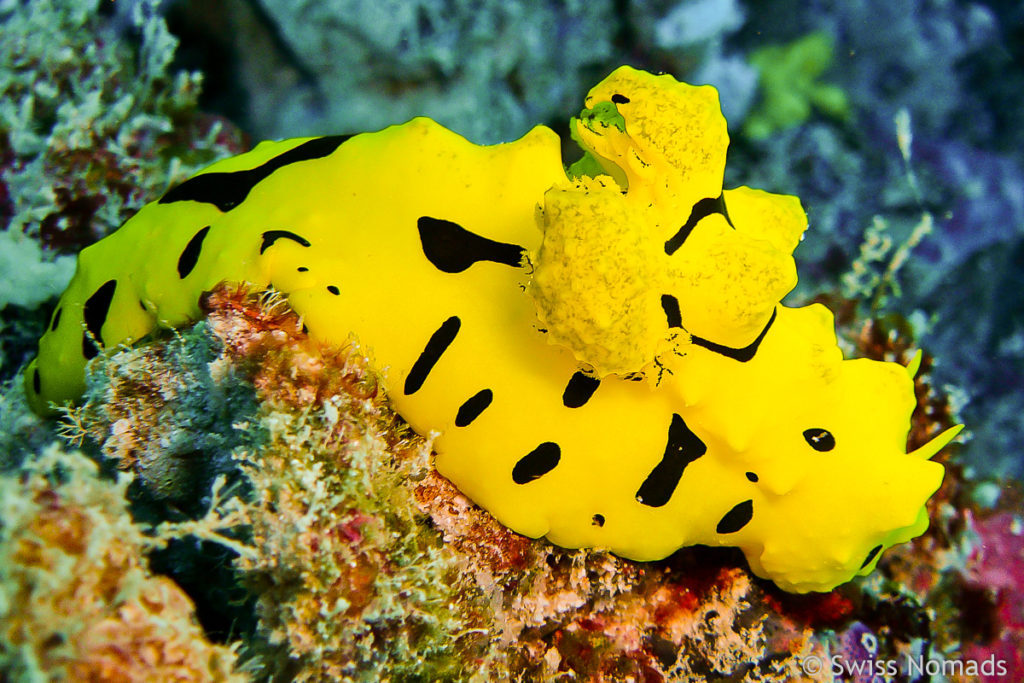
[[25, 67, 960, 592]]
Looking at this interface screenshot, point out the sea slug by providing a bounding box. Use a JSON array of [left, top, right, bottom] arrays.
[[24, 67, 961, 592]]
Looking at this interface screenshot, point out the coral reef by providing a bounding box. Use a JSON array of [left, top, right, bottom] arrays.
[[54, 284, 988, 680], [204, 0, 618, 144], [0, 0, 244, 384], [0, 0, 242, 252], [0, 0, 1022, 680], [187, 288, 488, 681], [66, 319, 261, 506], [170, 0, 766, 143], [0, 444, 243, 681], [960, 510, 1024, 680]]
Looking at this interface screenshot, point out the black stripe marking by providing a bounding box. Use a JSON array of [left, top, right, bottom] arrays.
[[636, 414, 707, 507], [661, 294, 682, 328], [745, 472, 759, 482], [50, 307, 62, 332], [260, 230, 311, 255], [611, 93, 630, 104], [160, 135, 350, 212], [327, 285, 340, 296], [512, 442, 561, 484], [82, 279, 117, 360], [691, 308, 776, 362], [592, 514, 606, 527], [417, 216, 525, 273], [562, 371, 600, 408], [803, 428, 836, 452], [177, 226, 210, 278], [82, 333, 96, 359], [716, 500, 753, 534], [455, 389, 492, 427], [297, 266, 309, 272], [404, 316, 461, 395], [32, 367, 41, 394], [861, 544, 883, 569], [664, 194, 731, 255]]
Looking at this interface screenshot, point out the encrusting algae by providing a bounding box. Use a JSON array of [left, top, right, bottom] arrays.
[[0, 444, 243, 681]]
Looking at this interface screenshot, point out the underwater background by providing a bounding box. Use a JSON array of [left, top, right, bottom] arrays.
[[0, 0, 1022, 680]]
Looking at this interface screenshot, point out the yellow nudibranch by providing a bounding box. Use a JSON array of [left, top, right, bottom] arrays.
[[24, 67, 961, 592]]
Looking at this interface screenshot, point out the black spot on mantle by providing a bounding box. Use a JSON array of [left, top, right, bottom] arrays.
[[417, 216, 525, 273], [861, 544, 883, 569], [664, 194, 731, 255], [404, 316, 461, 395], [635, 413, 707, 507], [82, 279, 117, 360], [691, 308, 776, 362], [512, 442, 561, 484], [260, 230, 311, 255], [716, 500, 753, 534], [160, 135, 350, 212], [455, 389, 492, 427], [661, 294, 682, 328], [177, 226, 210, 278], [562, 371, 600, 408], [804, 428, 836, 452]]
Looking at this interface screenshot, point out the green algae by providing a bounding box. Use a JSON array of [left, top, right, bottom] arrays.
[[744, 31, 850, 140]]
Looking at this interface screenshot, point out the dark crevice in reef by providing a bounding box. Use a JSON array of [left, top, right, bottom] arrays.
[[164, 0, 323, 134], [148, 537, 260, 644]]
